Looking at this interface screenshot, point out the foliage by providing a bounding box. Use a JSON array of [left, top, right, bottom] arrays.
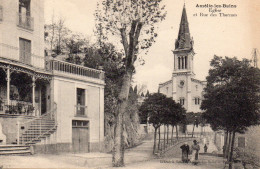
[[139, 93, 186, 153], [201, 55, 260, 169], [95, 0, 167, 57], [201, 56, 260, 133], [162, 97, 186, 126], [139, 93, 167, 128], [233, 147, 260, 169], [45, 19, 89, 56], [95, 0, 167, 166], [140, 93, 186, 129]]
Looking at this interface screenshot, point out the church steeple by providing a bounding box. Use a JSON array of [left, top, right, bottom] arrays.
[[174, 5, 193, 52], [173, 4, 195, 73]]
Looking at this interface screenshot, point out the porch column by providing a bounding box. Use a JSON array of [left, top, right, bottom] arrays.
[[32, 76, 36, 115], [6, 67, 10, 105]]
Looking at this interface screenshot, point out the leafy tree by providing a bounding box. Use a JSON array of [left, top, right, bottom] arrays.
[[162, 97, 185, 145], [139, 93, 186, 153], [95, 0, 166, 166], [201, 56, 260, 169], [45, 18, 71, 56], [139, 93, 167, 154]]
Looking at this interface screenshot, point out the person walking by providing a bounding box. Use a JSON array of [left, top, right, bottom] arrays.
[[191, 140, 200, 165], [180, 142, 190, 163], [204, 144, 208, 153]]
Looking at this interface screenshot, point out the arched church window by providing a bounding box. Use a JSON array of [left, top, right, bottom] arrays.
[[179, 98, 185, 105], [178, 57, 181, 69], [194, 97, 200, 105], [185, 56, 187, 69], [181, 56, 184, 69]]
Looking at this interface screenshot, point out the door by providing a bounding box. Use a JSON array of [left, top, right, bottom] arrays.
[[41, 85, 47, 115], [72, 120, 89, 153]]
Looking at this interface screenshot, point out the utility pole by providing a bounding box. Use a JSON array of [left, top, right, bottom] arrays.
[[252, 48, 259, 68]]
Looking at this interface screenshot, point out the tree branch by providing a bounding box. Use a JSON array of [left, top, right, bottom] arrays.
[[120, 27, 129, 57]]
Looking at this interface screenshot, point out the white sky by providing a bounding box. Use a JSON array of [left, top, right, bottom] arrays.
[[44, 0, 258, 92]]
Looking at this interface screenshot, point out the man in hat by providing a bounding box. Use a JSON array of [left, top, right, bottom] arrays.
[[191, 140, 200, 165]]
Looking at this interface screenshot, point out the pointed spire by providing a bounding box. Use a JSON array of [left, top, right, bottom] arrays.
[[174, 4, 193, 52]]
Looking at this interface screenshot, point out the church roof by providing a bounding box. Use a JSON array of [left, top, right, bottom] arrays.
[[174, 5, 193, 52]]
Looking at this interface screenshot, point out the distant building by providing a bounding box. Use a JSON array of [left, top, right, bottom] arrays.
[[158, 5, 212, 135], [0, 0, 104, 154], [158, 5, 205, 113]]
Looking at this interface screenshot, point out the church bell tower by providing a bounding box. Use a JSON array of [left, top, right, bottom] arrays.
[[172, 5, 195, 110], [173, 4, 195, 73]]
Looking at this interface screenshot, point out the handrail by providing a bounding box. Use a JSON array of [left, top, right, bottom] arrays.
[[51, 58, 103, 73], [26, 125, 57, 145], [22, 103, 57, 126], [20, 103, 57, 144]]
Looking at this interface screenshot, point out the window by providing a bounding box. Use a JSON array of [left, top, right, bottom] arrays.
[[76, 88, 86, 116], [18, 0, 33, 30], [178, 57, 181, 69], [179, 98, 185, 105], [184, 56, 187, 69], [238, 137, 245, 148], [72, 120, 88, 128], [19, 0, 31, 16], [19, 38, 31, 64], [194, 97, 200, 105]]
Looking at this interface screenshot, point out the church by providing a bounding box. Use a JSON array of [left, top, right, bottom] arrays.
[[159, 5, 206, 114]]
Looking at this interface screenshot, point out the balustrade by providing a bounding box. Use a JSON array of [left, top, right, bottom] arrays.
[[75, 104, 88, 117], [1, 100, 35, 116], [17, 13, 34, 30], [48, 59, 105, 80]]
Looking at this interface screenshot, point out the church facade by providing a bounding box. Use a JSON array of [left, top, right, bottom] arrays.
[[159, 5, 206, 113]]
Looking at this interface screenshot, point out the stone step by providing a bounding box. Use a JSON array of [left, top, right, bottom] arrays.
[[0, 146, 29, 151], [0, 145, 31, 156], [0, 150, 31, 155]]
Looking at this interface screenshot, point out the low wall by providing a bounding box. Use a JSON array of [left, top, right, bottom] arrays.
[[0, 115, 35, 144], [33, 142, 104, 154]]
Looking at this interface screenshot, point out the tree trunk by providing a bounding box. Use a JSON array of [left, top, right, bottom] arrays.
[[112, 71, 132, 167], [158, 127, 161, 151], [171, 125, 174, 143], [228, 131, 236, 169], [223, 131, 228, 158], [175, 125, 178, 140], [226, 131, 232, 160], [163, 125, 166, 150], [153, 127, 157, 154], [192, 124, 195, 138], [167, 125, 169, 144], [112, 19, 143, 167]]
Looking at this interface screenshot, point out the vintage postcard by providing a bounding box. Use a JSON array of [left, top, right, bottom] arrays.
[[0, 0, 259, 168]]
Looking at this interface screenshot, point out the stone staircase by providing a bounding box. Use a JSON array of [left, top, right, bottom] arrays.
[[19, 115, 57, 145], [0, 145, 31, 155]]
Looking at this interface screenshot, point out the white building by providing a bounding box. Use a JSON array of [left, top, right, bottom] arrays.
[[159, 5, 205, 113], [159, 5, 211, 134], [0, 0, 105, 154]]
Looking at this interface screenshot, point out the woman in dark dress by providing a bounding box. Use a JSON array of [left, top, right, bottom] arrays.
[[180, 142, 190, 163]]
